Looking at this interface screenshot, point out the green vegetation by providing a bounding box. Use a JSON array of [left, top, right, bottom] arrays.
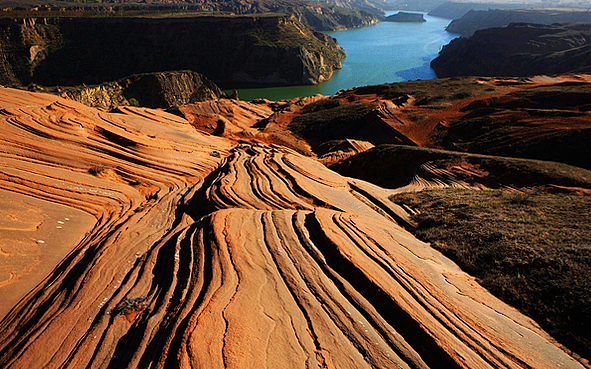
[[391, 188, 591, 360]]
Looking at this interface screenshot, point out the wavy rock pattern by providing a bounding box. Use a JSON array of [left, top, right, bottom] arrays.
[[0, 87, 585, 368]]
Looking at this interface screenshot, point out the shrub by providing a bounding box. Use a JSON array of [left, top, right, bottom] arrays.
[[88, 164, 107, 176], [128, 98, 140, 107]]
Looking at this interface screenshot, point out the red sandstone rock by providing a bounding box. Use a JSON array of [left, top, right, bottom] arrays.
[[0, 87, 586, 368]]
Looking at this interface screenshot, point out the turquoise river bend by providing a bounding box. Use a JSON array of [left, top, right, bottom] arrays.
[[230, 12, 458, 101]]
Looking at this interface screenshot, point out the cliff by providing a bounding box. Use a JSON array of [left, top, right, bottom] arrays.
[[0, 0, 381, 32], [446, 9, 591, 36], [383, 11, 426, 22], [427, 1, 545, 20], [57, 70, 225, 110], [431, 23, 591, 78], [0, 14, 345, 87]]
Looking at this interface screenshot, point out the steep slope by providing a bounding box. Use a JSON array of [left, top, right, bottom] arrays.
[[0, 87, 586, 368], [0, 14, 345, 87], [57, 70, 226, 110], [446, 8, 591, 37], [431, 23, 591, 78], [0, 0, 381, 31]]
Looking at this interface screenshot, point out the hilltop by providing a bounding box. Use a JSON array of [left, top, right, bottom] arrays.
[[431, 23, 591, 78], [446, 8, 591, 36]]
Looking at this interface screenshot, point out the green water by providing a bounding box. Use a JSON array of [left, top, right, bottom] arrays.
[[228, 12, 458, 101]]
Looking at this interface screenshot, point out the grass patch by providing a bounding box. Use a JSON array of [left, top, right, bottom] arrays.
[[391, 188, 591, 361]]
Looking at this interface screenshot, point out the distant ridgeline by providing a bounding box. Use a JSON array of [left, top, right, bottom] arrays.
[[446, 8, 591, 36], [0, 15, 346, 88], [426, 1, 562, 20], [383, 12, 426, 22], [431, 22, 591, 78], [0, 0, 381, 32]]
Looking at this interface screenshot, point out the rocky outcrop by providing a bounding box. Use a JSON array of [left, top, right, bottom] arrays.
[[272, 2, 381, 30], [431, 23, 591, 78], [384, 12, 426, 22], [447, 9, 591, 37], [59, 71, 225, 110], [168, 74, 591, 173], [330, 144, 591, 191], [0, 14, 345, 88], [0, 87, 587, 368]]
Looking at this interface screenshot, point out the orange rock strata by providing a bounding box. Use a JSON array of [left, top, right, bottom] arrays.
[[0, 87, 585, 368]]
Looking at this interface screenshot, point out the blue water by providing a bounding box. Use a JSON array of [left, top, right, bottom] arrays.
[[232, 12, 458, 101]]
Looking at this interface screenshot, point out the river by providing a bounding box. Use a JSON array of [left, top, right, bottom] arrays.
[[228, 12, 458, 101]]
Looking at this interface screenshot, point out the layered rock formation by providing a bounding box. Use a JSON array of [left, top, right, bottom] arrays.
[[0, 84, 588, 368], [0, 0, 381, 31], [0, 14, 345, 87], [58, 71, 225, 110], [160, 75, 591, 173], [431, 23, 591, 78], [331, 144, 591, 193]]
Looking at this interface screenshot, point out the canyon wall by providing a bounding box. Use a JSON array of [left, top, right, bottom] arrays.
[[0, 14, 345, 87], [431, 23, 591, 78], [446, 9, 591, 37]]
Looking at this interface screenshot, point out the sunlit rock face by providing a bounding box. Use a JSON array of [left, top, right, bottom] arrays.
[[0, 86, 586, 368], [59, 71, 225, 110]]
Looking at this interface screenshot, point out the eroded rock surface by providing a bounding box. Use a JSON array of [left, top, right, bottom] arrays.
[[59, 71, 225, 110], [0, 87, 587, 368]]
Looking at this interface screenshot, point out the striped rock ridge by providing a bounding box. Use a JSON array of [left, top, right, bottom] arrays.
[[0, 87, 585, 368]]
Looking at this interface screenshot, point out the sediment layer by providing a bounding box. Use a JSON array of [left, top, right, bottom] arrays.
[[0, 87, 585, 368]]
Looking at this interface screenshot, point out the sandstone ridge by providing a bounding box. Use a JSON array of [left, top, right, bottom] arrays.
[[0, 82, 588, 367]]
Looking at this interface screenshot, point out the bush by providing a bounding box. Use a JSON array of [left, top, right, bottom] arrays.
[[88, 164, 107, 176]]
